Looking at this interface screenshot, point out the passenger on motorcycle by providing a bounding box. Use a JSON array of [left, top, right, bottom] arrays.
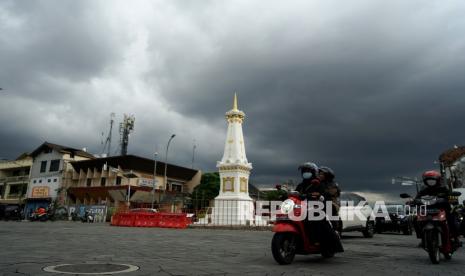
[[318, 166, 341, 230], [295, 162, 343, 253]]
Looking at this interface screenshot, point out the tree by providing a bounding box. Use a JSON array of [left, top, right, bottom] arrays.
[[191, 172, 220, 209]]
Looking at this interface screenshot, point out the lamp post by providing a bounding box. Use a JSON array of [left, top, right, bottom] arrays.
[[151, 152, 158, 209], [192, 139, 197, 169], [164, 134, 176, 195]]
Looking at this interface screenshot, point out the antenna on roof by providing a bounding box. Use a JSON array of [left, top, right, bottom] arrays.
[[101, 113, 115, 157], [119, 114, 135, 156]]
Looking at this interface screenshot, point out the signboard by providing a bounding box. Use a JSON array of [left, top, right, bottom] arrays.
[[31, 186, 50, 198], [68, 205, 108, 223], [139, 178, 158, 187]]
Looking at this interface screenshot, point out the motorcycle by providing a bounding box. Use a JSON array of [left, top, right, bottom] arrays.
[[400, 192, 462, 264], [29, 207, 54, 222], [80, 210, 94, 223], [271, 191, 343, 265]]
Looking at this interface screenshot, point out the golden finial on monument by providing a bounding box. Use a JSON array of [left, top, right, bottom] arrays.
[[233, 92, 238, 111]]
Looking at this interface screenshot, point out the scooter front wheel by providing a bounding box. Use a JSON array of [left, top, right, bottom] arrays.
[[425, 230, 440, 264], [271, 233, 297, 265]]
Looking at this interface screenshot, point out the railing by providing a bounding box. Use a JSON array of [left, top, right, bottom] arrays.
[[187, 199, 273, 228], [0, 176, 29, 183]]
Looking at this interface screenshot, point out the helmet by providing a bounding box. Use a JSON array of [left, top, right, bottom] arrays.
[[319, 166, 335, 181], [422, 170, 441, 187], [298, 162, 318, 180], [298, 162, 318, 172]]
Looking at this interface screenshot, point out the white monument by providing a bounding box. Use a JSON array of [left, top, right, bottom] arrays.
[[212, 94, 254, 225]]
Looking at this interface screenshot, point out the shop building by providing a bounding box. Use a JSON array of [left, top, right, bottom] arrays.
[[66, 155, 201, 211], [25, 142, 95, 215], [0, 154, 32, 205]]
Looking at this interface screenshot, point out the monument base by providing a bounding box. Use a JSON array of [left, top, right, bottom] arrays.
[[211, 196, 254, 226]]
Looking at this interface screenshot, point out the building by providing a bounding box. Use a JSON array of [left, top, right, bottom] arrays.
[[0, 154, 32, 206], [439, 146, 465, 188], [213, 94, 254, 225], [25, 142, 95, 215], [66, 155, 201, 211]]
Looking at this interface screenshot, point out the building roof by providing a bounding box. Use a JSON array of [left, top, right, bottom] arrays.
[[439, 146, 465, 166], [31, 142, 95, 159], [70, 155, 199, 181]]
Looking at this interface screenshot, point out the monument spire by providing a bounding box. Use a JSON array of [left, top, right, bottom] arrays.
[[233, 93, 238, 111]]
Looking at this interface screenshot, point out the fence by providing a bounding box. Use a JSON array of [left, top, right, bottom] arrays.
[[109, 199, 276, 228], [186, 199, 274, 227]]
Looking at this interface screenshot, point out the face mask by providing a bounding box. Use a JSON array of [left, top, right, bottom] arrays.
[[302, 172, 313, 179], [426, 179, 437, 186]]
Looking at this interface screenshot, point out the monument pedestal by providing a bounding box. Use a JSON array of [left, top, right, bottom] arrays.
[[212, 196, 254, 226]]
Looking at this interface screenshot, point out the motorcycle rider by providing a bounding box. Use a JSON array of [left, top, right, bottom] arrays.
[[295, 162, 343, 253], [296, 162, 323, 196], [318, 166, 341, 230], [414, 170, 461, 247]]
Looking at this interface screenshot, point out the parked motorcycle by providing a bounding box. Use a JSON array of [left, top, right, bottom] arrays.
[[80, 210, 94, 223], [456, 201, 465, 237], [271, 191, 343, 265], [29, 207, 54, 222], [400, 192, 462, 264]]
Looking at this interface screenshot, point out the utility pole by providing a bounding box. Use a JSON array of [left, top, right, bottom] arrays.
[[152, 152, 158, 209], [101, 113, 115, 157]]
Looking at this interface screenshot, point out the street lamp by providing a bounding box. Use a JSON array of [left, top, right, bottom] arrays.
[[164, 134, 176, 194], [192, 139, 197, 169], [151, 152, 158, 209]]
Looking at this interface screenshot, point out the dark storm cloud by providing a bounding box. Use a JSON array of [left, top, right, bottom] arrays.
[[1, 1, 465, 199]]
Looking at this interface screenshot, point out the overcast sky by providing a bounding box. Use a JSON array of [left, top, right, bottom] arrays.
[[1, 1, 465, 198]]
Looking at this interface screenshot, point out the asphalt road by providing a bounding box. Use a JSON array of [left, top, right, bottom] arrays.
[[0, 221, 464, 276]]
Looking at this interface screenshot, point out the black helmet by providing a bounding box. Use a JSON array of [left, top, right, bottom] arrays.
[[319, 166, 335, 181], [298, 162, 318, 173]]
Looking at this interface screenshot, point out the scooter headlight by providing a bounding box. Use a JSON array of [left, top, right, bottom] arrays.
[[280, 199, 295, 214]]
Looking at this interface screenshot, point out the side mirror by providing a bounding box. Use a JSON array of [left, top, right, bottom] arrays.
[[400, 193, 411, 199], [451, 191, 462, 197]]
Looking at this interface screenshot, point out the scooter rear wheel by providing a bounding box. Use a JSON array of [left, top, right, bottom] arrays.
[[271, 233, 297, 265]]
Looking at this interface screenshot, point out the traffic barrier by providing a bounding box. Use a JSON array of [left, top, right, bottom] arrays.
[[111, 211, 191, 229]]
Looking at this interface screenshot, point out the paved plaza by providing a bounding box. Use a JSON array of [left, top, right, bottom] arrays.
[[0, 221, 464, 276]]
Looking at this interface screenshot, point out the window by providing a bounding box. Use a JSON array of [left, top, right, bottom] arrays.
[[171, 182, 183, 192], [39, 179, 42, 184], [33, 180, 37, 184], [101, 178, 106, 187], [116, 176, 122, 186], [12, 170, 20, 176], [44, 148, 52, 154], [8, 184, 26, 198], [53, 178, 57, 183], [48, 179, 51, 183], [49, 160, 60, 172], [40, 161, 47, 173], [86, 179, 92, 187]]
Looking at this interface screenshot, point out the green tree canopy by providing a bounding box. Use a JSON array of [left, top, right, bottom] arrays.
[[191, 172, 220, 208]]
